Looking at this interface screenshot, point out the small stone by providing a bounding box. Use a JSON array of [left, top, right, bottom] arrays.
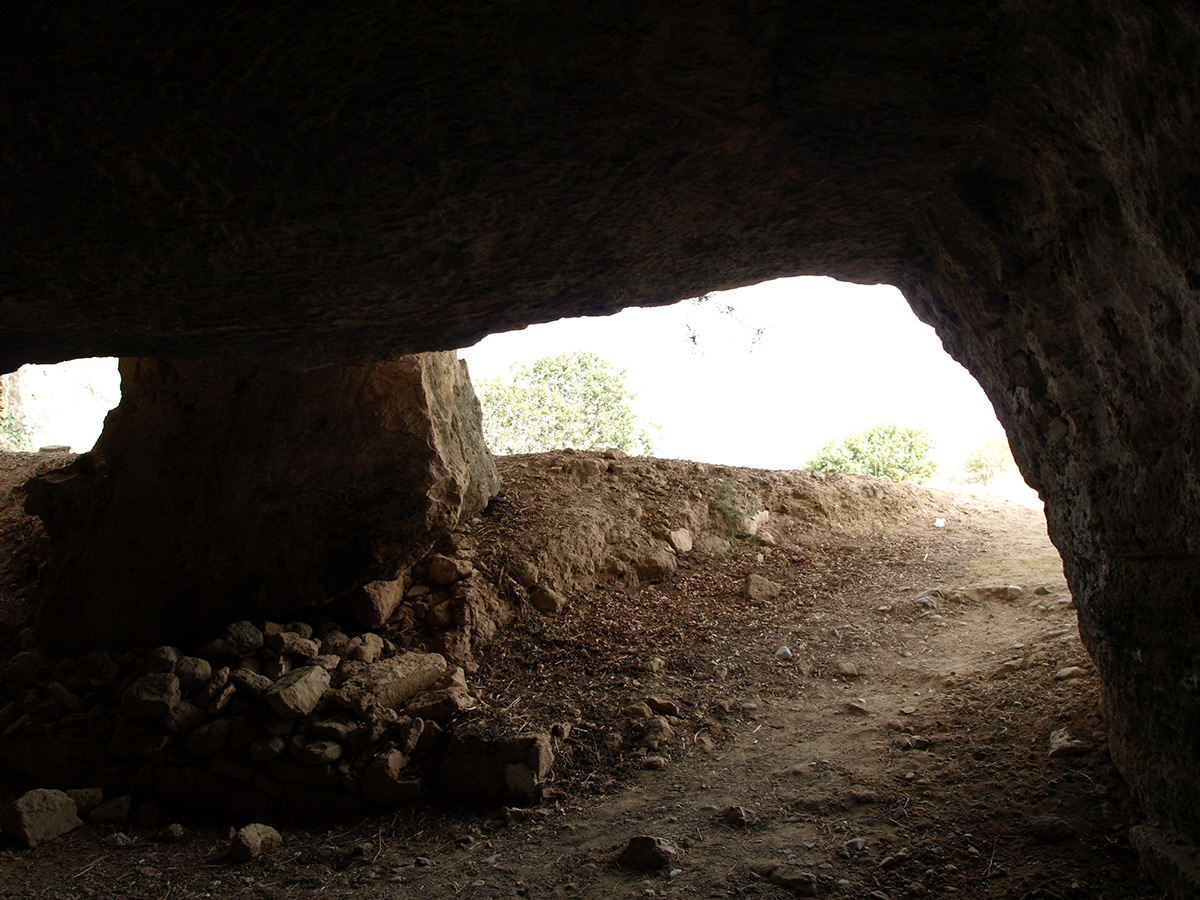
[[624, 701, 654, 719], [1048, 727, 1092, 758], [187, 718, 233, 755], [530, 586, 567, 614], [352, 579, 407, 628], [173, 656, 213, 693], [1, 789, 82, 848], [1027, 814, 1075, 842], [642, 755, 668, 770], [775, 645, 793, 660], [1034, 584, 1051, 595], [268, 632, 320, 659], [229, 823, 283, 862], [88, 794, 132, 824], [618, 836, 677, 872], [440, 729, 554, 805], [428, 554, 474, 585], [720, 805, 751, 827], [1, 650, 47, 684], [225, 621, 265, 656], [163, 699, 207, 734], [550, 722, 572, 740], [744, 574, 782, 603], [695, 733, 716, 754], [349, 633, 385, 663], [844, 837, 868, 852], [290, 736, 344, 765], [645, 657, 666, 674], [265, 666, 332, 719], [666, 528, 693, 553], [769, 866, 818, 896], [636, 549, 677, 582], [361, 748, 421, 804], [285, 622, 314, 639], [155, 823, 186, 843], [1005, 585, 1024, 600], [508, 557, 539, 589], [836, 661, 860, 678], [250, 735, 288, 761], [122, 673, 181, 717], [641, 716, 675, 751], [646, 697, 681, 717], [68, 788, 104, 814], [1054, 666, 1087, 681], [146, 645, 182, 673], [230, 668, 273, 698]]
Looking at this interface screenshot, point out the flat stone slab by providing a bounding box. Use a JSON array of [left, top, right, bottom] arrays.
[[337, 653, 447, 714]]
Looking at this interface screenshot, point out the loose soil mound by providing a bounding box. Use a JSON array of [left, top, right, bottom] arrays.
[[0, 450, 1155, 898]]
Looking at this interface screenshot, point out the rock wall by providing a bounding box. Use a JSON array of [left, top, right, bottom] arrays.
[[1, 0, 1199, 846], [25, 353, 499, 652]]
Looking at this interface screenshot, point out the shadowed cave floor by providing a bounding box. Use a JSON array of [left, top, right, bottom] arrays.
[[0, 451, 1156, 899]]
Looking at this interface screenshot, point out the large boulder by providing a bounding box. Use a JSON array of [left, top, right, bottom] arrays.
[[25, 353, 499, 652]]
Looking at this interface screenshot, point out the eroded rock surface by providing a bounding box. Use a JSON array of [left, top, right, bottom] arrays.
[[1, 0, 1199, 849], [25, 353, 499, 651]]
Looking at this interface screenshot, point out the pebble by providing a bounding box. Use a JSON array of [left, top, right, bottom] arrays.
[[775, 646, 793, 661], [1048, 727, 1092, 758], [618, 836, 678, 872], [642, 755, 668, 770], [836, 661, 861, 678], [229, 823, 283, 862], [719, 805, 751, 827], [1054, 666, 1086, 681]]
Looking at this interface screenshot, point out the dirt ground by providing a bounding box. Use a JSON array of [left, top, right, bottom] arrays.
[[0, 450, 1159, 899]]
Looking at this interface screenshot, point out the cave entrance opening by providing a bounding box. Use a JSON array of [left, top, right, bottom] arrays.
[[0, 358, 120, 454], [460, 275, 1032, 499]]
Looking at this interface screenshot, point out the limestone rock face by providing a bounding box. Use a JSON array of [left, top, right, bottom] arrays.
[[2, 0, 1200, 848], [25, 353, 499, 651]]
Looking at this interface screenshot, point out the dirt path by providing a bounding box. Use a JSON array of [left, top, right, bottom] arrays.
[[0, 453, 1156, 899]]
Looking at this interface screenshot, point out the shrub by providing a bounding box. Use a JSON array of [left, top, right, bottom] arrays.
[[807, 423, 936, 483], [476, 351, 656, 455], [963, 437, 1016, 484]]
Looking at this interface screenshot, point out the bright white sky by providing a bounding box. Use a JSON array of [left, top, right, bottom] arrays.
[[459, 276, 1007, 476]]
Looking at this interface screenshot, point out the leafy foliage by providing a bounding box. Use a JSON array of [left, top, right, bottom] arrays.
[[807, 423, 936, 484], [476, 352, 656, 455], [0, 410, 33, 451], [963, 436, 1016, 484]]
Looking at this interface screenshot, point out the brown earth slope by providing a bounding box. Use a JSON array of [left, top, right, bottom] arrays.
[[0, 450, 1155, 899]]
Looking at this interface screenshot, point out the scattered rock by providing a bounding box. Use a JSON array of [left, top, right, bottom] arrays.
[[1005, 585, 1024, 600], [229, 823, 283, 862], [642, 755, 668, 770], [361, 749, 421, 804], [769, 866, 818, 896], [230, 668, 273, 698], [349, 633, 385, 663], [337, 653, 448, 714], [719, 805, 751, 827], [173, 656, 213, 692], [352, 579, 407, 628], [155, 823, 186, 843], [1054, 666, 1087, 681], [1034, 584, 1051, 595], [618, 835, 678, 872], [1, 789, 82, 848], [635, 549, 677, 582], [1048, 727, 1093, 758], [623, 701, 654, 719], [508, 557, 539, 589], [744, 574, 781, 603], [122, 672, 181, 717], [265, 666, 332, 719], [225, 621, 265, 656], [428, 554, 474, 586], [641, 716, 675, 751], [645, 697, 681, 717], [67, 788, 104, 814], [836, 661, 861, 678], [666, 528, 693, 553], [88, 794, 132, 824], [440, 729, 554, 805], [645, 657, 666, 674], [530, 586, 568, 614], [775, 645, 793, 660]]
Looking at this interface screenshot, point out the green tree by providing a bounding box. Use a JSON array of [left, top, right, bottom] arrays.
[[963, 436, 1016, 484], [807, 423, 936, 483], [476, 351, 656, 455]]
